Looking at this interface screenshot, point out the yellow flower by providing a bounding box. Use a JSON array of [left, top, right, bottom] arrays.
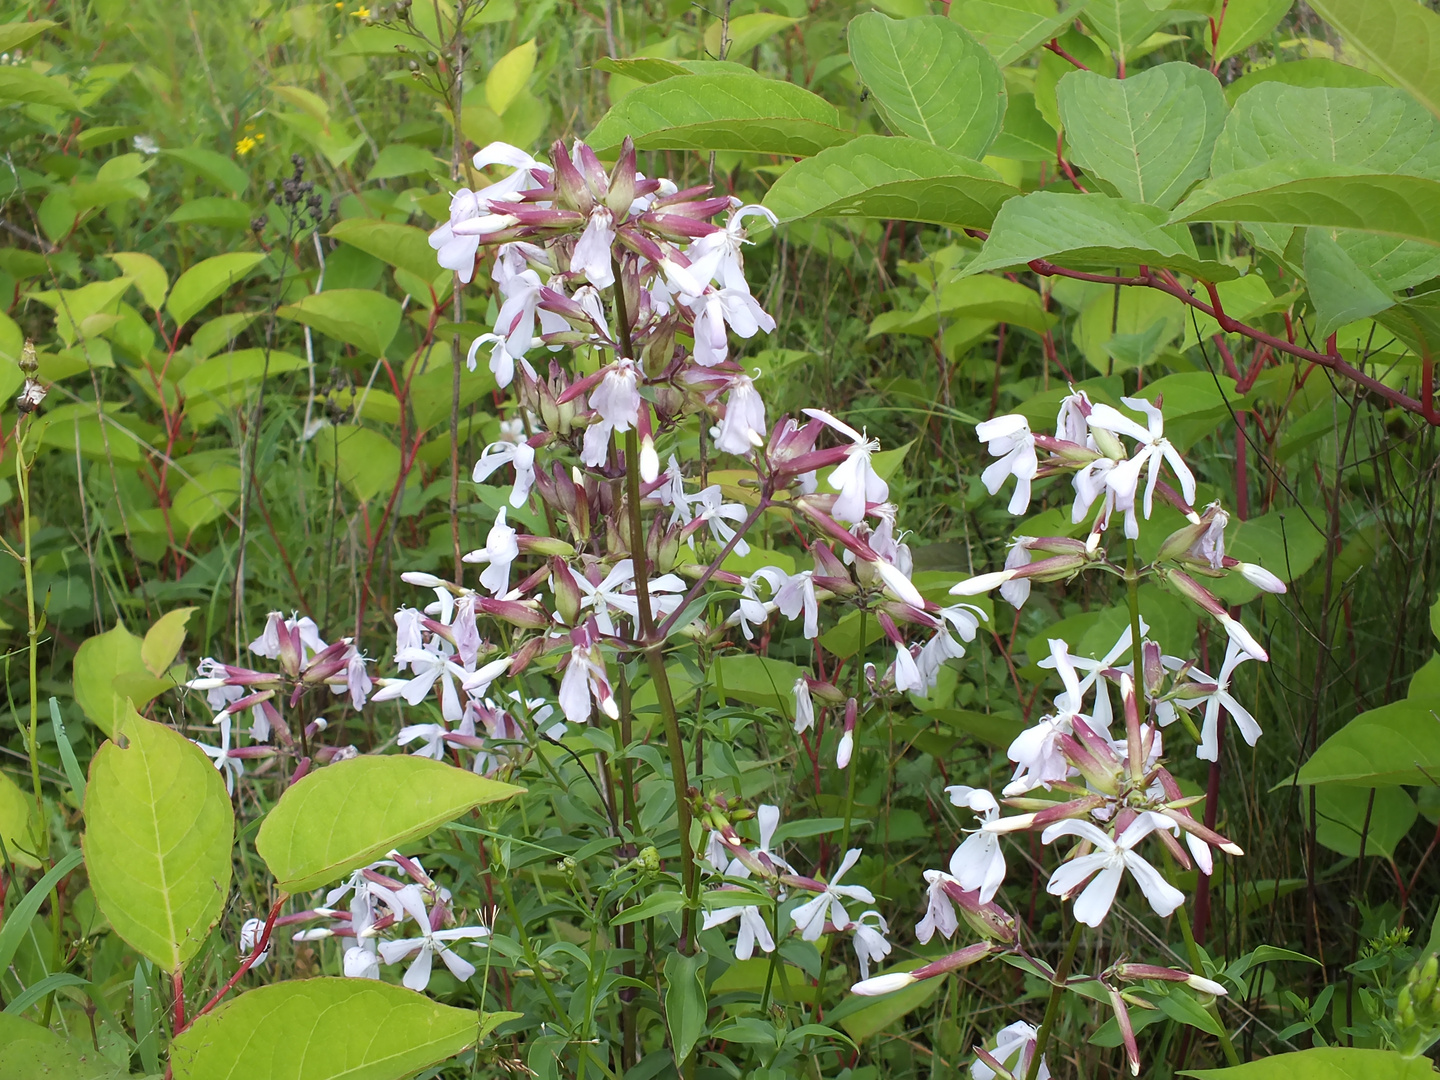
[[352, 5, 370, 16], [235, 136, 258, 156], [334, 1, 343, 7]]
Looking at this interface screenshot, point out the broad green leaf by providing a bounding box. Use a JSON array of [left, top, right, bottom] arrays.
[[84, 709, 233, 973], [311, 423, 402, 502], [108, 252, 168, 311], [0, 769, 40, 869], [328, 218, 442, 285], [1303, 228, 1397, 338], [278, 289, 403, 356], [141, 607, 195, 676], [272, 83, 329, 122], [1212, 0, 1291, 62], [1296, 699, 1440, 786], [1076, 283, 1183, 373], [965, 191, 1240, 280], [255, 754, 523, 892], [990, 92, 1058, 161], [837, 973, 943, 1041], [486, 39, 537, 116], [1082, 0, 1169, 66], [951, 0, 1091, 68], [712, 654, 805, 710], [189, 312, 262, 360], [1156, 986, 1223, 1037], [704, 13, 800, 58], [173, 466, 242, 533], [25, 278, 133, 348], [762, 135, 1016, 232], [1377, 287, 1440, 360], [1224, 59, 1385, 105], [848, 13, 1005, 158], [593, 57, 754, 85], [1210, 507, 1327, 604], [1057, 63, 1227, 210], [611, 889, 689, 925], [1036, 28, 1115, 131], [0, 20, 57, 54], [0, 1013, 123, 1080], [664, 951, 708, 1066], [170, 978, 514, 1080], [367, 143, 442, 181], [1314, 785, 1416, 859], [1173, 163, 1440, 250], [163, 147, 251, 196], [1213, 84, 1440, 178], [167, 252, 266, 328], [72, 623, 172, 736], [179, 348, 308, 397], [1308, 0, 1440, 122], [0, 67, 80, 110], [167, 196, 253, 230], [587, 74, 849, 156], [900, 274, 1056, 336], [1183, 1047, 1438, 1080]]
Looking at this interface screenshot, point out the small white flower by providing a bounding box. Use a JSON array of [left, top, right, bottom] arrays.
[[790, 848, 874, 941], [377, 921, 491, 991], [916, 869, 960, 944], [849, 910, 891, 981], [472, 439, 537, 507], [713, 373, 768, 456], [462, 507, 520, 597], [1088, 397, 1197, 533], [944, 786, 1006, 903], [803, 408, 889, 524], [976, 414, 1038, 516], [238, 918, 270, 967], [703, 904, 775, 960], [1178, 638, 1262, 761], [973, 1021, 1049, 1080], [1042, 813, 1185, 926], [792, 677, 815, 734]]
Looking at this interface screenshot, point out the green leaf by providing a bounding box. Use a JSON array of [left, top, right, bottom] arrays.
[[0, 849, 84, 982], [486, 39, 537, 116], [762, 135, 1017, 232], [167, 196, 254, 230], [908, 274, 1056, 335], [1303, 228, 1398, 338], [1224, 59, 1385, 105], [311, 423, 402, 502], [838, 973, 944, 1040], [1308, 0, 1440, 121], [108, 252, 168, 311], [0, 20, 56, 54], [163, 147, 251, 196], [1156, 986, 1223, 1037], [1209, 506, 1327, 604], [664, 951, 708, 1066], [277, 289, 403, 356], [255, 754, 523, 892], [0, 1012, 123, 1079], [0, 67, 80, 110], [173, 466, 242, 533], [5, 972, 90, 1017], [1182, 1047, 1437, 1080], [84, 710, 233, 973], [931, 707, 1026, 749], [179, 348, 308, 398], [1057, 63, 1227, 210], [141, 607, 195, 676], [965, 191, 1240, 280], [367, 143, 443, 181], [72, 623, 171, 736], [990, 91, 1059, 161], [170, 978, 511, 1080], [587, 74, 849, 156], [166, 252, 266, 328], [1172, 163, 1440, 249], [1082, 0, 1170, 66], [1314, 785, 1417, 859], [704, 13, 800, 57], [0, 769, 40, 868], [951, 0, 1091, 68], [611, 889, 689, 925], [328, 218, 443, 285], [1297, 699, 1440, 787], [1212, 0, 1292, 62], [848, 12, 1005, 158], [712, 654, 805, 710]]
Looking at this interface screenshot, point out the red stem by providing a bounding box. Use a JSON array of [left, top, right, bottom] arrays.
[[183, 896, 287, 1033], [171, 969, 186, 1034]]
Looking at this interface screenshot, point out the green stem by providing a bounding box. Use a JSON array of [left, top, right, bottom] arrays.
[[1125, 540, 1144, 704], [497, 872, 566, 1020], [1026, 920, 1084, 1080], [15, 434, 42, 837], [1176, 903, 1242, 1067]]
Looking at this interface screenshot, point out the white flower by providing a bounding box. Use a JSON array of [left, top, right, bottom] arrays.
[[973, 1021, 1049, 1080], [428, 190, 486, 284], [572, 207, 616, 288], [1056, 388, 1090, 445], [774, 570, 819, 639], [343, 942, 381, 980], [945, 786, 1006, 903], [378, 921, 491, 991], [790, 848, 874, 941], [471, 141, 552, 198], [793, 677, 815, 734], [397, 722, 450, 760], [1042, 814, 1185, 926], [372, 641, 470, 722], [686, 289, 776, 366], [1179, 639, 1262, 761], [687, 203, 776, 293], [472, 440, 537, 507], [976, 414, 1038, 516], [582, 358, 643, 466], [239, 918, 270, 967], [713, 373, 768, 455], [195, 717, 242, 795], [462, 507, 520, 597], [722, 804, 793, 878], [574, 559, 686, 635], [1238, 561, 1286, 593], [1000, 538, 1035, 609], [690, 485, 752, 556], [703, 904, 775, 960], [803, 409, 888, 524], [558, 637, 619, 724], [850, 910, 891, 981], [1088, 397, 1197, 533], [893, 642, 924, 694], [1003, 716, 1071, 796], [916, 869, 960, 944]]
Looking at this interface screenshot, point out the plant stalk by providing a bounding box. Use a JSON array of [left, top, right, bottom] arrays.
[[1026, 920, 1084, 1080]]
